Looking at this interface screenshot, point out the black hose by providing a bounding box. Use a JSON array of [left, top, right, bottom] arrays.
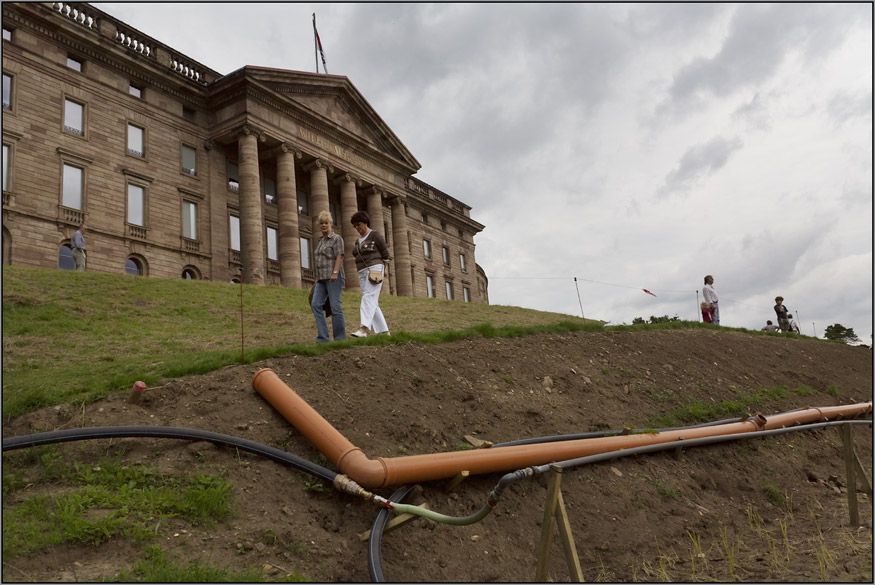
[[2, 426, 338, 483], [368, 484, 418, 583], [491, 415, 760, 448], [490, 418, 873, 501]]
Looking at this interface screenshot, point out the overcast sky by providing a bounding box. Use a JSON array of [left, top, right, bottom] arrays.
[[95, 2, 873, 343]]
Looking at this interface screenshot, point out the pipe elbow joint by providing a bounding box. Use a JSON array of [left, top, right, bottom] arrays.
[[337, 447, 388, 489]]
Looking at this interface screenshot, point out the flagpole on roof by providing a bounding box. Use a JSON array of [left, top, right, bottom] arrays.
[[312, 13, 328, 74], [312, 13, 319, 73]]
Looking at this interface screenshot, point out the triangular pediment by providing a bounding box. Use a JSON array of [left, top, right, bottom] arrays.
[[243, 67, 420, 172]]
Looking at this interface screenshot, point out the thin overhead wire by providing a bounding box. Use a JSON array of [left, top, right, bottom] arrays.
[[490, 275, 781, 311], [488, 275, 693, 294]]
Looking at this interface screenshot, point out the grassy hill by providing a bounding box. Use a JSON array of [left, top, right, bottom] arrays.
[[2, 266, 871, 582], [2, 265, 600, 419]]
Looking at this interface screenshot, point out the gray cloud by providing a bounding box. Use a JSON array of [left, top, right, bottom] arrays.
[[826, 90, 873, 128], [658, 136, 743, 198], [90, 2, 872, 341], [660, 4, 867, 118]]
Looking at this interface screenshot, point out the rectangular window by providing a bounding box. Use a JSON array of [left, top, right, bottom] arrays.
[[67, 56, 82, 71], [127, 183, 144, 226], [182, 145, 197, 176], [2, 28, 12, 41], [182, 200, 197, 240], [442, 246, 450, 265], [2, 144, 9, 192], [460, 253, 467, 272], [182, 106, 196, 121], [426, 275, 435, 298], [64, 99, 84, 136], [227, 162, 239, 191], [463, 287, 471, 302], [229, 216, 240, 251], [329, 201, 339, 224], [300, 237, 312, 269], [62, 164, 83, 210], [421, 212, 428, 223], [267, 227, 278, 260], [127, 123, 144, 157], [2, 74, 11, 110], [129, 83, 142, 98], [297, 190, 309, 215], [446, 282, 453, 300], [423, 239, 431, 259], [264, 177, 276, 204]]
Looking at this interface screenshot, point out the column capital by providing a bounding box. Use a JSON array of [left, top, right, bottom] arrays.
[[333, 172, 362, 187], [280, 142, 303, 158], [303, 158, 334, 174], [388, 192, 407, 205], [362, 185, 384, 198], [233, 124, 267, 142]]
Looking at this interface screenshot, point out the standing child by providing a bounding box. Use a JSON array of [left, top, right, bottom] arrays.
[[774, 296, 790, 332], [701, 301, 714, 323]]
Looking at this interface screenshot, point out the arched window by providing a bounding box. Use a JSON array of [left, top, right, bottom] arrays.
[[58, 244, 74, 270], [182, 266, 200, 280], [125, 257, 142, 276]]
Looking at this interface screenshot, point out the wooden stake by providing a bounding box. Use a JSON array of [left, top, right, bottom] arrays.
[[853, 447, 873, 496], [840, 424, 859, 526], [444, 470, 470, 493], [358, 502, 430, 541], [535, 465, 561, 582], [555, 489, 584, 582], [535, 464, 583, 582]]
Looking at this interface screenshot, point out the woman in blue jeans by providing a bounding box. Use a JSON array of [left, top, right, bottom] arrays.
[[311, 210, 347, 342]]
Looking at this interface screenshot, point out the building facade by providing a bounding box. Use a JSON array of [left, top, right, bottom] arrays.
[[1, 2, 489, 303]]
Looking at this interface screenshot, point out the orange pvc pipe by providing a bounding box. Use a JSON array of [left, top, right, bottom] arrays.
[[252, 368, 872, 489]]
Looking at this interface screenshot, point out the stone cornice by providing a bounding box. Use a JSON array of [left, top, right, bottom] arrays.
[[4, 4, 209, 108], [122, 167, 154, 183], [56, 146, 93, 164], [2, 129, 25, 141], [177, 186, 204, 200]]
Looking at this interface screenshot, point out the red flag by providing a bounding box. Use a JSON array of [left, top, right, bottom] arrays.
[[643, 289, 657, 297], [313, 14, 328, 74]]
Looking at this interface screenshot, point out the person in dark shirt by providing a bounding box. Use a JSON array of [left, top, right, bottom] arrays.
[[71, 223, 87, 271], [774, 296, 790, 332]]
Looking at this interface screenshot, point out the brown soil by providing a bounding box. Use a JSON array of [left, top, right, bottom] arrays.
[[3, 328, 873, 582]]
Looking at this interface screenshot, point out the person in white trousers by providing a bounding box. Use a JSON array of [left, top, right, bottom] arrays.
[[350, 210, 391, 337], [703, 274, 719, 325]]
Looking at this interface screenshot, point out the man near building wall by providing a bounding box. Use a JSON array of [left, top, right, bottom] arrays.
[[71, 223, 87, 271]]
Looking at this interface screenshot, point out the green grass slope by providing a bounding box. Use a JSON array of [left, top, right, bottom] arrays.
[[2, 266, 598, 418]]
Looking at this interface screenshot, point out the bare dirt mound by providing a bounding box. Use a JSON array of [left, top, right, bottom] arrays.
[[4, 328, 873, 582]]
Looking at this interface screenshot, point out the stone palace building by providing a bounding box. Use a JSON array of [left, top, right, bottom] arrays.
[[1, 2, 488, 303]]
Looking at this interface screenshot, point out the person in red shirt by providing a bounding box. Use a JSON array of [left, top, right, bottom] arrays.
[[701, 301, 714, 323]]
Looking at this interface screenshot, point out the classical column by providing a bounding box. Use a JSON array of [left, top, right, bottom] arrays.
[[277, 143, 302, 288], [390, 194, 413, 296], [365, 186, 384, 234], [304, 159, 333, 238], [335, 173, 361, 292], [238, 126, 265, 285]]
